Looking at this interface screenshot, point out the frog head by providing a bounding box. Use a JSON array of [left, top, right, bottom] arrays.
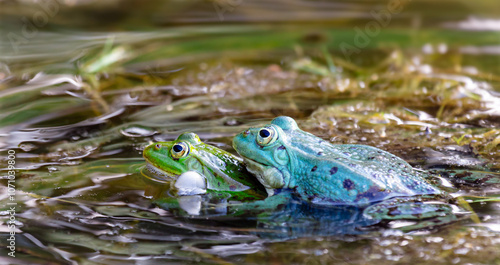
[[233, 116, 298, 194], [143, 132, 204, 181], [143, 132, 257, 192]]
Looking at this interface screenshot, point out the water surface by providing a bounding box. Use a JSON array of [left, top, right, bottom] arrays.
[[1, 0, 500, 264]]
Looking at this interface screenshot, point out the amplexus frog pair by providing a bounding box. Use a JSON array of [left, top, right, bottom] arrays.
[[143, 116, 458, 223]]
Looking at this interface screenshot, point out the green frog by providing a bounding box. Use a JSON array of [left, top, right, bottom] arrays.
[[232, 116, 459, 222], [142, 132, 266, 199]]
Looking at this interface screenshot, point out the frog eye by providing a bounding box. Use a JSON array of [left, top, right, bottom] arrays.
[[257, 127, 277, 146], [171, 142, 189, 159]]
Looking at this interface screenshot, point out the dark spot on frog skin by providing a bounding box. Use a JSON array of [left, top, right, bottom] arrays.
[[367, 157, 375, 160], [278, 145, 286, 150], [413, 212, 423, 219], [218, 182, 220, 187], [455, 171, 472, 177], [343, 179, 355, 190], [356, 186, 388, 202], [330, 167, 338, 175], [311, 166, 317, 172], [478, 175, 496, 184], [388, 207, 402, 216], [407, 180, 422, 190], [424, 186, 438, 193], [453, 171, 496, 186], [274, 188, 284, 194], [317, 151, 323, 156]]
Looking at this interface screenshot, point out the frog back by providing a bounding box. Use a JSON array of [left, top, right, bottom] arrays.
[[285, 130, 442, 205]]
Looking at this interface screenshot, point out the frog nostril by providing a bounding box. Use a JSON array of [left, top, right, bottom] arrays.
[[243, 130, 250, 136]]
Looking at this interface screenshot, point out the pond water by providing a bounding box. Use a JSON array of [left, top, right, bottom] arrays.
[[1, 0, 500, 264]]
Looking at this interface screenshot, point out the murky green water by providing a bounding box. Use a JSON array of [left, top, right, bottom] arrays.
[[1, 0, 500, 264]]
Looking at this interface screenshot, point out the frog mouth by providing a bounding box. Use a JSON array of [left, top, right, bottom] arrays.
[[142, 163, 179, 183], [242, 158, 285, 195]]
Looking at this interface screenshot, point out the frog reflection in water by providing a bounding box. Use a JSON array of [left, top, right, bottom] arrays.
[[233, 116, 459, 222]]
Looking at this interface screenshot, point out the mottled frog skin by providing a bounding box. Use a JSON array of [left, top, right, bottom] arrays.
[[233, 116, 445, 206]]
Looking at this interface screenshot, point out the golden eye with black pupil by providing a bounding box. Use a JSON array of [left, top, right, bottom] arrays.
[[257, 127, 277, 146], [171, 142, 189, 159]]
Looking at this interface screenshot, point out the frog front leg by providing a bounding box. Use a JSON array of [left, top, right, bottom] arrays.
[[227, 190, 293, 216]]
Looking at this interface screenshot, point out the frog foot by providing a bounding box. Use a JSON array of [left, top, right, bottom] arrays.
[[434, 169, 500, 188], [363, 197, 459, 231], [243, 158, 287, 196]]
